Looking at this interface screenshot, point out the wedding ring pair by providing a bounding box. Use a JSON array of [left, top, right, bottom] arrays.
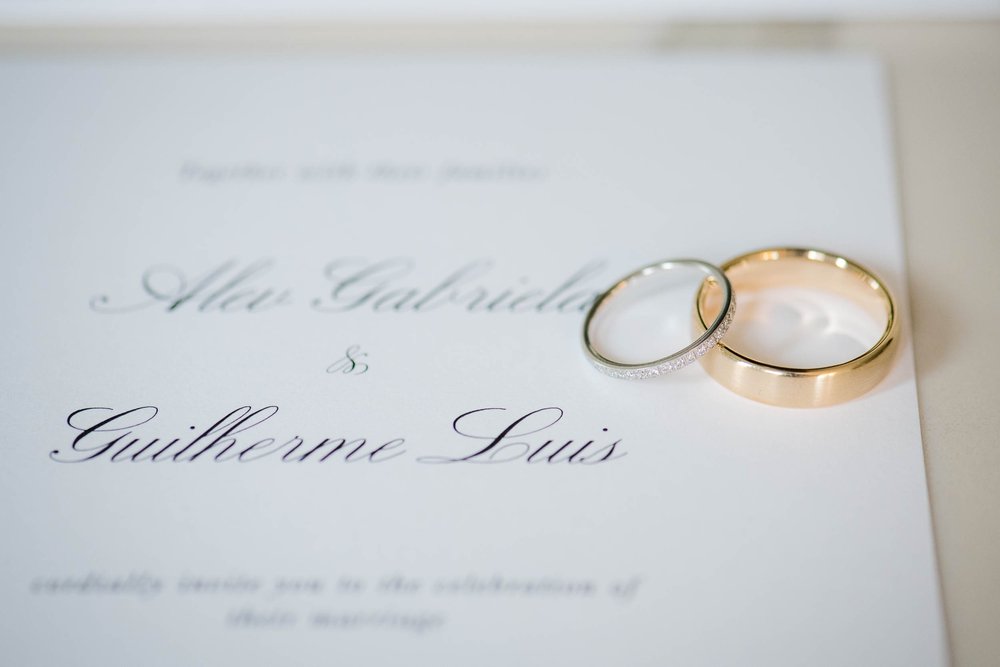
[[582, 248, 899, 408]]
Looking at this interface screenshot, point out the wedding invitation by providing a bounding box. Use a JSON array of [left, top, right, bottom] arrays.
[[0, 55, 947, 665]]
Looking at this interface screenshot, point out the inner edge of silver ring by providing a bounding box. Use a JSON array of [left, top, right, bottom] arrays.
[[584, 260, 733, 377]]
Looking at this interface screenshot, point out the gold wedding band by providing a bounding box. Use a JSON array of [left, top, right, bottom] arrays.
[[693, 248, 899, 408]]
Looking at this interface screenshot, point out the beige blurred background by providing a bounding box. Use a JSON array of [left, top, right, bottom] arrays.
[[2, 18, 998, 667]]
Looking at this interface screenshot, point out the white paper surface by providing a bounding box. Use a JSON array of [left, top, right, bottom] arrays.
[[0, 55, 946, 666]]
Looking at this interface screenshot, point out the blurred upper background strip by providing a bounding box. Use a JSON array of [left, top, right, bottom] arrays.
[[1, 0, 998, 25]]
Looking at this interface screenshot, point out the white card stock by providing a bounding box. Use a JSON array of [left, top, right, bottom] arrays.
[[0, 55, 946, 666]]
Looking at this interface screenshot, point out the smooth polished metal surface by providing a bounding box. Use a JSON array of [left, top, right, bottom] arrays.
[[694, 248, 899, 408], [584, 259, 734, 379]]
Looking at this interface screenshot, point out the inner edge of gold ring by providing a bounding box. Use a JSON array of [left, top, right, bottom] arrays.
[[694, 247, 896, 376]]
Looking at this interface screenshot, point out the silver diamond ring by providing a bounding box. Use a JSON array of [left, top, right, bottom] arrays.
[[583, 259, 735, 379]]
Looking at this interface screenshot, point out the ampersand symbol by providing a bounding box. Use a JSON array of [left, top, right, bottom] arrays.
[[327, 345, 369, 375]]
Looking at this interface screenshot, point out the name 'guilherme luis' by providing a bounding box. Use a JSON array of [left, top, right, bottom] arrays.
[[50, 406, 626, 466]]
